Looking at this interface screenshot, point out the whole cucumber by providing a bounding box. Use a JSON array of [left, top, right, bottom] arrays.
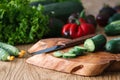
[[108, 13, 120, 23], [0, 42, 25, 57], [105, 20, 120, 36], [0, 48, 14, 61], [105, 38, 120, 53], [43, 18, 64, 38], [29, 0, 55, 7], [43, 1, 84, 22]]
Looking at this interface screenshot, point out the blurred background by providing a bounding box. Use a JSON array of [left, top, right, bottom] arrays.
[[81, 0, 120, 16]]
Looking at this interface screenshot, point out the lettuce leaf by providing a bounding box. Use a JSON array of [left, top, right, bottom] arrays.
[[0, 0, 49, 45]]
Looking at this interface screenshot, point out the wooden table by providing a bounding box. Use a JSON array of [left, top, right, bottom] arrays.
[[0, 0, 120, 80]]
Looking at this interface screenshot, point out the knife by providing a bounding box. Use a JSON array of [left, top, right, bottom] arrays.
[[32, 34, 95, 55]]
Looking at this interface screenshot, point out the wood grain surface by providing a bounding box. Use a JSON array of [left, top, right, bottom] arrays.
[[0, 0, 120, 80], [26, 38, 120, 77]]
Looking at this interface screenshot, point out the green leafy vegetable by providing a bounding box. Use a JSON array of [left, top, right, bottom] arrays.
[[48, 0, 80, 2], [0, 0, 49, 45], [30, 0, 80, 2]]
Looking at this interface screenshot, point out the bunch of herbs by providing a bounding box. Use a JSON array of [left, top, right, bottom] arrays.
[[0, 0, 49, 45]]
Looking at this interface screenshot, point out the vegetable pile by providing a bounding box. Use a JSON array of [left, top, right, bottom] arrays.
[[53, 46, 87, 58], [0, 0, 84, 45], [95, 4, 120, 36], [84, 34, 120, 53], [0, 0, 49, 45], [0, 41, 26, 61], [30, 0, 84, 38], [53, 34, 120, 59]]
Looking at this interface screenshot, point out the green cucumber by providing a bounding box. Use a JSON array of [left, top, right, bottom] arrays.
[[63, 53, 76, 58], [74, 46, 87, 52], [29, 1, 55, 7], [105, 38, 120, 53], [53, 51, 63, 58], [84, 34, 107, 52], [108, 13, 120, 23], [43, 18, 64, 38], [0, 42, 25, 57], [53, 46, 86, 58], [105, 20, 120, 36], [84, 39, 95, 52], [68, 46, 87, 56], [0, 48, 14, 61], [43, 1, 84, 22]]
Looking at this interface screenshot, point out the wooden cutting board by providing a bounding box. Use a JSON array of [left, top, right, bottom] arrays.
[[26, 38, 120, 77]]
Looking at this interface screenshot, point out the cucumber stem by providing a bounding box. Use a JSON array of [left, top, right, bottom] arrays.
[[18, 50, 26, 58], [7, 56, 15, 61]]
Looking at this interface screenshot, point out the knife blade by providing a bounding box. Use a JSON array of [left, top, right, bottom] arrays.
[[32, 34, 96, 55], [32, 45, 65, 54]]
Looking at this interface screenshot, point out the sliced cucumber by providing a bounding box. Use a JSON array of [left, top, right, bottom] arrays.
[[53, 51, 63, 58], [74, 46, 87, 52], [68, 46, 86, 56], [84, 39, 95, 52], [63, 53, 76, 58], [84, 34, 107, 52], [92, 34, 107, 50]]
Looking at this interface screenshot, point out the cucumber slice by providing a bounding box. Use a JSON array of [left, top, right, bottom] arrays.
[[68, 48, 76, 54], [68, 46, 86, 56], [74, 46, 87, 52], [73, 46, 87, 55], [53, 51, 63, 58], [63, 53, 76, 58], [84, 39, 95, 52]]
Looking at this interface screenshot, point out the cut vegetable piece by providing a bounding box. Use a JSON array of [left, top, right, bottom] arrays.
[[84, 34, 107, 52], [68, 48, 76, 54], [91, 34, 106, 50], [68, 46, 87, 56], [74, 46, 87, 52], [73, 46, 87, 55], [53, 51, 63, 58], [63, 53, 76, 58], [84, 39, 95, 52]]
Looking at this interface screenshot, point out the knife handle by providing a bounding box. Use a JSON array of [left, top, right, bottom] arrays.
[[63, 34, 96, 48]]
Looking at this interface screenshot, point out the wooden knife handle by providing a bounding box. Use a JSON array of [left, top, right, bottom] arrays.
[[63, 34, 96, 48]]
